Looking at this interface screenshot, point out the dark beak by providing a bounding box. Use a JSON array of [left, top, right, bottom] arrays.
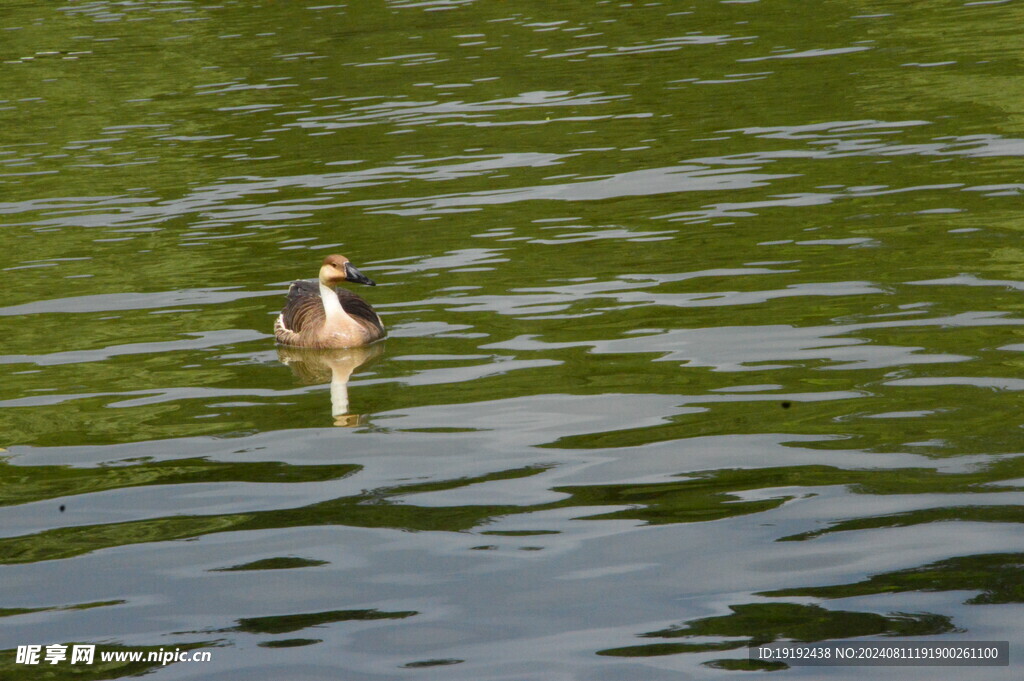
[[344, 262, 376, 286]]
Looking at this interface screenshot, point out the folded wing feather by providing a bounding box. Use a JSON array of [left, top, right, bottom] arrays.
[[282, 280, 383, 334]]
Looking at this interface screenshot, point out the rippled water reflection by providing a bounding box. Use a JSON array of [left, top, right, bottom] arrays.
[[3, 1, 1024, 678]]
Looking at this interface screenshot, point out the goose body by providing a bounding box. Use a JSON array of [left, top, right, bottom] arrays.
[[274, 255, 385, 348]]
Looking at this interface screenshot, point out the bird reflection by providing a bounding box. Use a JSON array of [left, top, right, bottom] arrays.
[[276, 343, 384, 426]]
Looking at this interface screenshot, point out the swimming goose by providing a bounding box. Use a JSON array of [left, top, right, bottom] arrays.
[[274, 254, 385, 348]]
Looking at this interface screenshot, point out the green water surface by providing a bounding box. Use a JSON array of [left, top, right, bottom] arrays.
[[2, 1, 1024, 678]]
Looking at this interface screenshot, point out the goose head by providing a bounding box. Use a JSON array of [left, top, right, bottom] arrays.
[[318, 254, 376, 287]]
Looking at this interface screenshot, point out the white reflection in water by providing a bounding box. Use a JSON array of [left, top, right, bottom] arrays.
[[0, 329, 266, 367], [368, 164, 796, 216], [277, 344, 385, 426], [486, 311, 1022, 372], [284, 90, 627, 130]]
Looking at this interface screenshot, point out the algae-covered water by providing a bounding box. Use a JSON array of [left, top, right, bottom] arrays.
[[2, 1, 1024, 679]]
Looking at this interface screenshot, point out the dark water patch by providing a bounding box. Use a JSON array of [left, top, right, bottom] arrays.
[[257, 638, 321, 648], [212, 557, 329, 572], [402, 658, 464, 668], [556, 462, 1024, 526], [231, 608, 417, 636], [11, 456, 1022, 568], [766, 552, 1024, 606], [0, 465, 547, 564], [707, 658, 788, 671], [0, 458, 359, 508], [781, 505, 1024, 542], [0, 599, 123, 619], [598, 602, 955, 658]]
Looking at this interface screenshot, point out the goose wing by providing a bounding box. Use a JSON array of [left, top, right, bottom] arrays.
[[281, 281, 384, 337], [337, 287, 384, 333], [280, 280, 325, 333]]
